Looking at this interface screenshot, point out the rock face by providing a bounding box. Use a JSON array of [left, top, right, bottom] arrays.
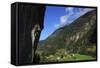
[[37, 10, 97, 61], [16, 3, 45, 65]]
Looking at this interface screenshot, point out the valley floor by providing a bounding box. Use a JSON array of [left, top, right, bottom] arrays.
[[40, 53, 96, 63]]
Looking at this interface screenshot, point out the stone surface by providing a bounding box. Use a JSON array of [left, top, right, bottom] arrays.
[[17, 3, 45, 65]]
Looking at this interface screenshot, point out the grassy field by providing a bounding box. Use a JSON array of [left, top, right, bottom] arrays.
[[61, 54, 96, 61], [40, 53, 96, 63]]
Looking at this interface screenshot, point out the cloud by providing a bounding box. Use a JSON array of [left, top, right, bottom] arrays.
[[54, 7, 95, 29], [60, 7, 74, 24]]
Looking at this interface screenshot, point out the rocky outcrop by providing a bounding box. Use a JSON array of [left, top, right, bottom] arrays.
[[18, 3, 45, 65]]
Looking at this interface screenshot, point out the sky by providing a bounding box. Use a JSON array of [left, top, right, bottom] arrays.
[[39, 6, 95, 40]]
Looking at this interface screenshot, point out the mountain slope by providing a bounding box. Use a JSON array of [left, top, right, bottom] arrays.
[[37, 10, 97, 62]]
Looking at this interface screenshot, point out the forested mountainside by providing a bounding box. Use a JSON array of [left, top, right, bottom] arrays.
[[37, 10, 97, 63]]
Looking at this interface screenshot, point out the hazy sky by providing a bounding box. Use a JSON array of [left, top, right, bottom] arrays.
[[39, 6, 94, 40]]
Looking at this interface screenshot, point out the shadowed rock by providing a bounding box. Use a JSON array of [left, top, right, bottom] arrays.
[[17, 3, 45, 65]]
